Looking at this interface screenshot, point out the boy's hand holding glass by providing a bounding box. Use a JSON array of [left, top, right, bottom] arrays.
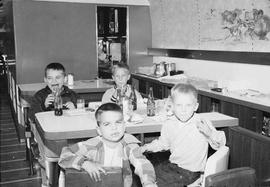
[[82, 161, 106, 182], [196, 118, 213, 138], [45, 94, 55, 108]]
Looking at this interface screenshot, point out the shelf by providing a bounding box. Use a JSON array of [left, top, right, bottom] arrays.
[[148, 48, 270, 66]]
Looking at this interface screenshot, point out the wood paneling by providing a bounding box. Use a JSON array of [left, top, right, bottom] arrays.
[[228, 126, 270, 186]]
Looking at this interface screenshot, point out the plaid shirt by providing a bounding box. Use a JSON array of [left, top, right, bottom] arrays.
[[58, 134, 156, 187]]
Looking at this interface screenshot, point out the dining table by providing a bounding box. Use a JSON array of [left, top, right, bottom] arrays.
[[33, 104, 238, 186]]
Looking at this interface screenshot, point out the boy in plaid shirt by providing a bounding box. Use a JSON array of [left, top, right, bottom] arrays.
[[58, 103, 157, 187]]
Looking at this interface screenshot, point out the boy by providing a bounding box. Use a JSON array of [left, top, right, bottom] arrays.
[[140, 83, 226, 187], [32, 62, 78, 113], [30, 62, 79, 186], [58, 103, 157, 187], [101, 62, 142, 104]]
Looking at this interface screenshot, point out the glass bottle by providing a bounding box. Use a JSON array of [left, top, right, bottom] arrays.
[[147, 87, 155, 116], [116, 88, 123, 109], [129, 86, 137, 111], [262, 117, 270, 136], [54, 91, 63, 116]]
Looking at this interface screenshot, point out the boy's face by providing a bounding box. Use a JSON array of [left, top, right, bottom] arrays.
[[112, 68, 130, 88], [97, 111, 125, 143], [172, 93, 199, 122], [44, 69, 66, 93]]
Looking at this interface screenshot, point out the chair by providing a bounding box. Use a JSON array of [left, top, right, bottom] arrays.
[[59, 167, 123, 187], [188, 146, 229, 187], [205, 167, 256, 187], [23, 106, 41, 176]]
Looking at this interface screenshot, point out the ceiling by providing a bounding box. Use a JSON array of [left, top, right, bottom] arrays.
[[33, 0, 150, 6]]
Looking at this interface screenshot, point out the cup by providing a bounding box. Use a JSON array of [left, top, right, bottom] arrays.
[[156, 100, 165, 115], [77, 99, 85, 109], [88, 102, 101, 111]]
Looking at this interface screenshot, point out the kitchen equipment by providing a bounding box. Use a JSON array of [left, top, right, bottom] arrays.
[[165, 62, 176, 76], [154, 61, 167, 77]]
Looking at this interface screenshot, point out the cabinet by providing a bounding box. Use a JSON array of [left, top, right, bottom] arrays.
[[228, 126, 270, 186], [132, 76, 165, 99], [132, 74, 270, 135], [97, 7, 126, 37]]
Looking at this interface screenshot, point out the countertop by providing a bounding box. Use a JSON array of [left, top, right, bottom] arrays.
[[35, 110, 238, 140], [18, 79, 114, 96], [132, 73, 270, 113]]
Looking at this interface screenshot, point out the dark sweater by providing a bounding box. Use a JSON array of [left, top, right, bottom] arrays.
[[29, 85, 79, 119]]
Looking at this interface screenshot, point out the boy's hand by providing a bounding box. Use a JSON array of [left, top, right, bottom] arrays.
[[82, 161, 106, 182], [64, 101, 75, 109], [139, 145, 147, 154], [145, 183, 158, 187], [113, 89, 118, 98], [196, 118, 212, 138], [45, 94, 55, 108]]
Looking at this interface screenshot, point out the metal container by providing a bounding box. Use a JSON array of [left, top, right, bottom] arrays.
[[154, 62, 167, 77], [165, 63, 176, 76]]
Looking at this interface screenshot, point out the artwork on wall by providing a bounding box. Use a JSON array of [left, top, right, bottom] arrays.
[[150, 0, 270, 52], [198, 0, 270, 52]]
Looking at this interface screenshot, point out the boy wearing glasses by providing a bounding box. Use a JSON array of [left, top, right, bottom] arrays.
[[58, 103, 157, 187]]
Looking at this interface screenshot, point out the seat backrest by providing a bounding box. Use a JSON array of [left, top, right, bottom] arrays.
[[202, 146, 229, 187], [205, 167, 256, 187], [63, 167, 123, 187]]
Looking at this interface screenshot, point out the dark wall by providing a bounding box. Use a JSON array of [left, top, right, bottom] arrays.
[[13, 1, 97, 84]]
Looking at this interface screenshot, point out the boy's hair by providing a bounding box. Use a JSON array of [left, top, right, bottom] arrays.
[[111, 62, 130, 75], [95, 103, 122, 126], [171, 83, 198, 101], [45, 62, 66, 77]]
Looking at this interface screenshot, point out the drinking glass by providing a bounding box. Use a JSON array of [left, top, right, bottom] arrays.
[[77, 99, 85, 109]]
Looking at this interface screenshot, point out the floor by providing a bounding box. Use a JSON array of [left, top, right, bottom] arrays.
[[0, 73, 41, 187]]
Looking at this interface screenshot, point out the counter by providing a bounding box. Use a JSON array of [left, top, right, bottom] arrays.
[[132, 73, 270, 113], [18, 79, 114, 96]]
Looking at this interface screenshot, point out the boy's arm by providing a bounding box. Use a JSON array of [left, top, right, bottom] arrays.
[[197, 118, 226, 150], [128, 143, 157, 187], [69, 89, 79, 107], [101, 89, 116, 103], [33, 92, 52, 112], [135, 89, 143, 103], [141, 124, 171, 153], [58, 142, 94, 171]]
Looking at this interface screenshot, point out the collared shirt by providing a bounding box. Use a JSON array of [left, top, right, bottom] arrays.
[[144, 113, 226, 172], [58, 134, 156, 187]]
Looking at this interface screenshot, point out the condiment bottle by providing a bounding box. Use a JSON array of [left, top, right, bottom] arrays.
[[116, 88, 123, 109], [147, 87, 155, 116]]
